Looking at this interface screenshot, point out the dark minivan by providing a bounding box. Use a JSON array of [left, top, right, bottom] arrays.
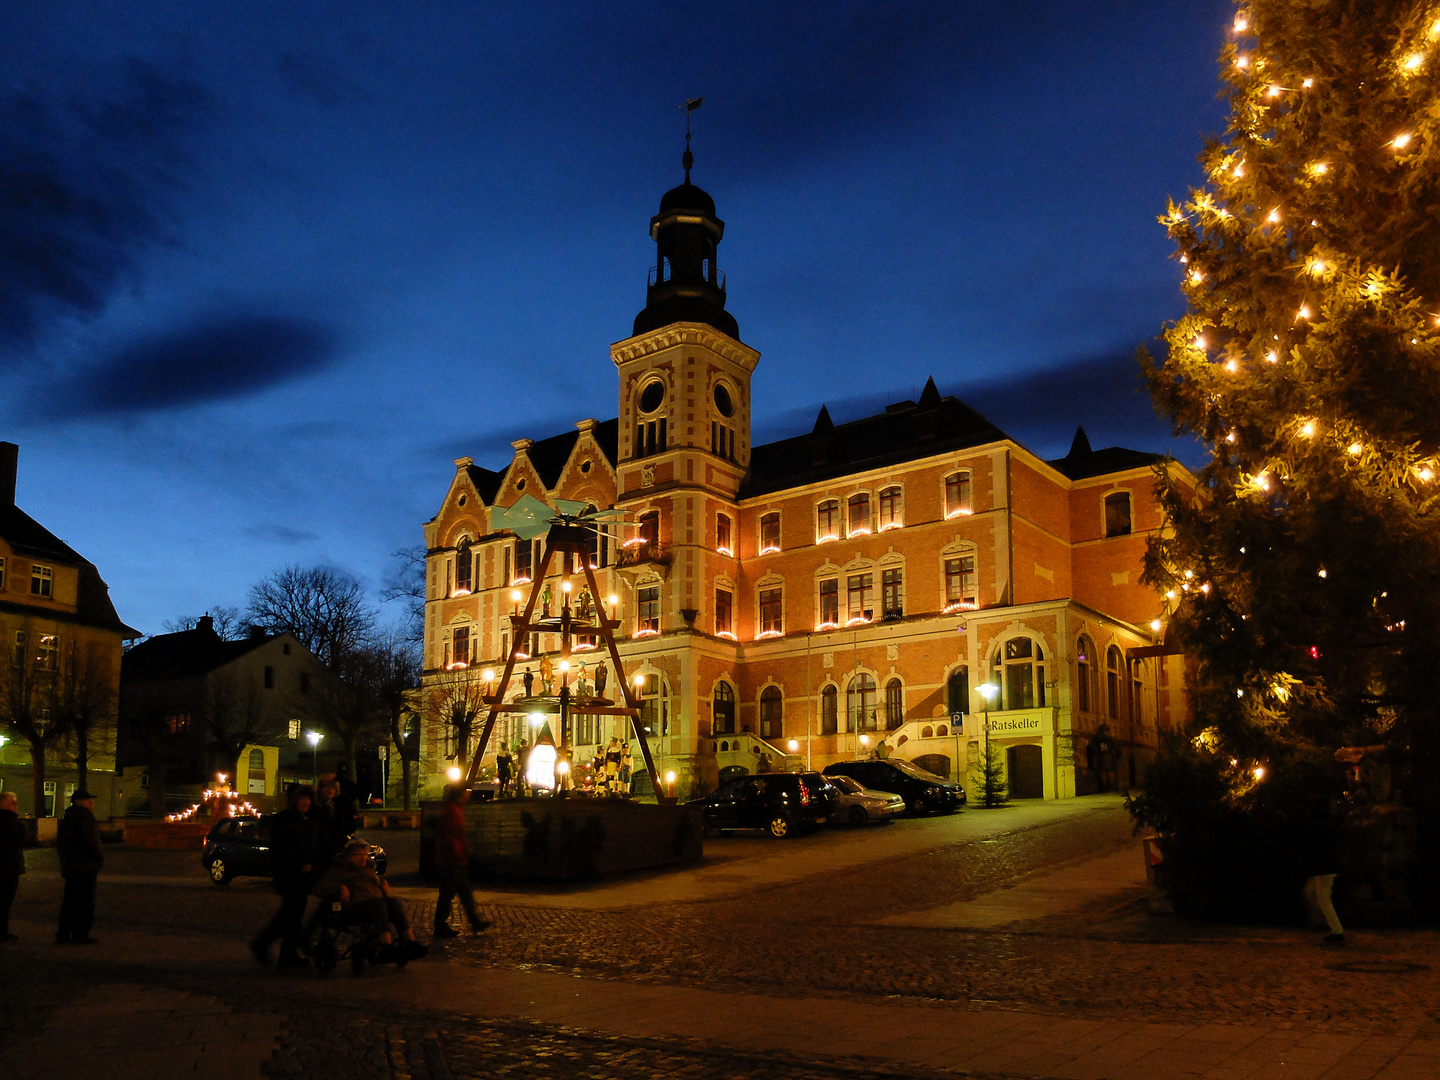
[[823, 759, 966, 814], [692, 772, 832, 838]]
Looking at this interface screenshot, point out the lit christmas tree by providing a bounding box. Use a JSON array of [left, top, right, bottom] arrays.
[[1134, 2, 1440, 918]]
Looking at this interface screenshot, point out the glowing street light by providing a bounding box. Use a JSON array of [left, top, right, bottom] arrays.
[[306, 730, 322, 782]]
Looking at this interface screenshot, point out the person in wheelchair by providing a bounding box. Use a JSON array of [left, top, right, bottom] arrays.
[[311, 839, 427, 962]]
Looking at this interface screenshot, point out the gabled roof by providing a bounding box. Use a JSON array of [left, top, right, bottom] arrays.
[[0, 503, 138, 635], [741, 378, 1008, 498], [122, 625, 276, 683], [1047, 425, 1163, 480], [469, 418, 620, 505]]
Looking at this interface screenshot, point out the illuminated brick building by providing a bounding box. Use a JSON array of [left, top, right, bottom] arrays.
[[419, 158, 1189, 801]]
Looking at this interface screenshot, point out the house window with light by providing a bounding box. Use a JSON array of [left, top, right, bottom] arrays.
[[821, 685, 838, 734], [760, 685, 783, 739], [451, 626, 470, 668], [758, 587, 783, 636], [1106, 645, 1123, 719], [638, 510, 660, 547], [759, 512, 781, 554], [1105, 492, 1132, 537], [847, 493, 871, 536], [885, 678, 904, 729], [881, 568, 904, 619], [846, 573, 873, 623], [992, 636, 1047, 710], [637, 585, 661, 635], [716, 512, 733, 556], [944, 472, 973, 517], [455, 539, 472, 595], [818, 578, 839, 627], [37, 634, 57, 672], [816, 500, 840, 542], [514, 539, 533, 583], [878, 486, 902, 530], [31, 564, 52, 598], [848, 674, 877, 731], [639, 678, 669, 737], [714, 588, 734, 638], [944, 556, 976, 611]]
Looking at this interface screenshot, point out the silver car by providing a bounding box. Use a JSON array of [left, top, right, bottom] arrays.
[[827, 774, 905, 825]]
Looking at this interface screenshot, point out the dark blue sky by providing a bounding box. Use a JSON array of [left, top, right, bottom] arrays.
[[1, 1, 1229, 635]]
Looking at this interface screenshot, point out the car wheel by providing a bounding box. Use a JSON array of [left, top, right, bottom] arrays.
[[207, 857, 233, 885], [768, 814, 791, 839], [848, 805, 868, 826], [907, 795, 926, 815]]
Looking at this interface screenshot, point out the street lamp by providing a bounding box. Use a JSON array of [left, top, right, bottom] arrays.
[[306, 730, 322, 783]]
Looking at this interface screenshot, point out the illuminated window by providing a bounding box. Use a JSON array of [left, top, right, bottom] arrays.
[[714, 588, 733, 637], [639, 510, 660, 547], [848, 674, 877, 731], [818, 578, 839, 626], [455, 539, 472, 594], [37, 634, 57, 672], [821, 685, 838, 734], [166, 712, 193, 734], [759, 512, 781, 554], [846, 574, 873, 623], [288, 719, 301, 740], [638, 586, 661, 634], [716, 512, 732, 555], [31, 564, 52, 598], [878, 487, 902, 530], [944, 556, 976, 610], [639, 678, 669, 737], [881, 568, 904, 619], [992, 637, 1047, 710], [1105, 492, 1132, 537], [760, 686, 783, 739], [816, 500, 840, 542], [759, 587, 783, 636], [514, 539, 533, 583], [847, 493, 871, 535], [944, 472, 972, 517], [885, 678, 904, 729], [1077, 635, 1096, 713], [452, 626, 470, 668]]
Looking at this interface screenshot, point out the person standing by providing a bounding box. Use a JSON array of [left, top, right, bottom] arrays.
[[619, 744, 633, 795], [496, 746, 514, 797], [433, 785, 491, 938], [251, 784, 318, 967], [56, 789, 103, 945], [0, 791, 25, 941]]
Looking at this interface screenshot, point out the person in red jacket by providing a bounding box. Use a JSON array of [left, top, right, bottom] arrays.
[[433, 785, 491, 938]]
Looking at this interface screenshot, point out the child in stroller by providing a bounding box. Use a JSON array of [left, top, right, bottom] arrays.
[[310, 838, 427, 973]]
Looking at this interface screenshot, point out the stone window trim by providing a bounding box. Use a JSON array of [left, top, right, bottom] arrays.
[[884, 676, 905, 729], [847, 671, 879, 732], [758, 683, 784, 740], [758, 510, 782, 555], [714, 585, 735, 639], [1076, 634, 1098, 715], [846, 490, 873, 537], [715, 510, 734, 556], [877, 484, 904, 531], [755, 575, 784, 639], [31, 563, 53, 598], [944, 470, 974, 519], [819, 682, 840, 735], [1106, 644, 1124, 720], [940, 541, 979, 614], [986, 629, 1051, 711], [1103, 489, 1134, 538], [815, 498, 842, 544]]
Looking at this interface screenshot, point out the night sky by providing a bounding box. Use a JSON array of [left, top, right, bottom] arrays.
[[2, 1, 1231, 636]]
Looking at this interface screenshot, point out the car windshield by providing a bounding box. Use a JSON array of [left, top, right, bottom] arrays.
[[890, 759, 947, 782], [830, 775, 863, 794]]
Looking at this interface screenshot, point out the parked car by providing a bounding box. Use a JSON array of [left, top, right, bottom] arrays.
[[690, 772, 830, 838], [823, 759, 967, 814], [826, 773, 906, 825], [201, 815, 388, 885]]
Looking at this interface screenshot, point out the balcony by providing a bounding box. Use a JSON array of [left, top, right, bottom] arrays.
[[616, 539, 670, 569], [648, 261, 726, 292]]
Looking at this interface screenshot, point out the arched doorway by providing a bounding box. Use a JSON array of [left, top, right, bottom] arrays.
[[1007, 744, 1044, 799]]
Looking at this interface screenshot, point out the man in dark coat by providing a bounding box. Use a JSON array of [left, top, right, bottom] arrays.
[[0, 791, 25, 941], [432, 785, 491, 937], [56, 788, 103, 944], [251, 784, 318, 967]]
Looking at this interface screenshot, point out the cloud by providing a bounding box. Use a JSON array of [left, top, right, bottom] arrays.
[[39, 313, 339, 419], [0, 59, 213, 355], [241, 523, 320, 545]]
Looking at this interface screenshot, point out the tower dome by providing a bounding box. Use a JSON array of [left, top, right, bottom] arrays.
[[632, 147, 738, 339]]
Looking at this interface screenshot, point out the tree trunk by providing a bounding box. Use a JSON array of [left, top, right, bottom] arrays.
[[29, 738, 47, 818], [74, 724, 89, 797], [399, 754, 413, 810]]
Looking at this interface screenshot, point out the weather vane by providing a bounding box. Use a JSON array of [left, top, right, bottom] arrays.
[[680, 96, 703, 181]]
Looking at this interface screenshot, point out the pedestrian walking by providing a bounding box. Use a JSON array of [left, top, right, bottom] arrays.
[[56, 788, 103, 945], [251, 784, 319, 967], [1301, 782, 1346, 945], [433, 785, 491, 938], [0, 791, 25, 941]]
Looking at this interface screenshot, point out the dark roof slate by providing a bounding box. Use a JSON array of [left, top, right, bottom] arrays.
[[0, 503, 137, 634], [471, 418, 619, 505], [122, 625, 272, 683], [1048, 443, 1163, 480]]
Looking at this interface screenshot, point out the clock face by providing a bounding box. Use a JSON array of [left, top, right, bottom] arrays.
[[713, 383, 734, 418], [638, 380, 665, 413]]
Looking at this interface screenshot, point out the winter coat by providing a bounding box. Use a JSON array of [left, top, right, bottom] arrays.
[[268, 808, 319, 893], [0, 808, 25, 877], [311, 858, 386, 905], [57, 803, 104, 878], [434, 800, 468, 868]]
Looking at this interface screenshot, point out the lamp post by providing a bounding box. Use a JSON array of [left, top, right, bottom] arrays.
[[306, 730, 322, 784], [977, 682, 998, 807]]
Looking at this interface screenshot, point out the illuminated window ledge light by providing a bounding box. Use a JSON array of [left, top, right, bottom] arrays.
[[756, 629, 784, 640], [513, 652, 530, 661], [621, 538, 646, 548], [848, 527, 872, 537], [510, 577, 531, 586], [759, 545, 781, 555], [943, 601, 978, 614], [716, 547, 733, 557], [814, 621, 839, 632], [817, 534, 839, 544], [716, 630, 737, 641], [571, 642, 597, 652], [633, 628, 659, 638], [451, 588, 472, 597], [445, 661, 470, 671], [945, 509, 973, 519], [845, 616, 872, 627], [878, 522, 903, 532]]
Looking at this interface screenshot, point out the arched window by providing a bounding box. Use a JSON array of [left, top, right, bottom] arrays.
[[992, 636, 1047, 710], [716, 512, 733, 555], [713, 681, 736, 735], [885, 678, 904, 729], [945, 472, 973, 517], [847, 493, 871, 536], [878, 486, 903, 530], [1076, 635, 1095, 714], [455, 538, 472, 594], [821, 685, 838, 734], [759, 512, 781, 554], [760, 686, 783, 739], [639, 510, 661, 547], [848, 674, 877, 731], [816, 500, 840, 542], [248, 748, 264, 771], [1130, 658, 1144, 726], [639, 678, 670, 739], [1105, 491, 1132, 537], [451, 625, 470, 668], [947, 667, 969, 715], [1106, 645, 1123, 720]]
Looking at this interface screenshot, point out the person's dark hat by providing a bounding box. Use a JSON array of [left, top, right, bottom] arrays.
[[71, 789, 96, 802]]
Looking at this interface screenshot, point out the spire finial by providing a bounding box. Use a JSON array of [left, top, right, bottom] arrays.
[[681, 96, 703, 183]]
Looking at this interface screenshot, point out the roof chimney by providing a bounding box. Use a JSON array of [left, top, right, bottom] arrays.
[[197, 615, 215, 634], [0, 442, 16, 506]]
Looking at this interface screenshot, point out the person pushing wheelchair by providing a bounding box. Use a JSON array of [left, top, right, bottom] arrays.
[[311, 838, 427, 962]]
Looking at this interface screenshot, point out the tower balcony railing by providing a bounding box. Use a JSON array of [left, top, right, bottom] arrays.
[[648, 262, 726, 293]]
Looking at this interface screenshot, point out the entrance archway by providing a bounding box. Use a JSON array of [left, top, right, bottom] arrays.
[[1007, 744, 1044, 799]]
